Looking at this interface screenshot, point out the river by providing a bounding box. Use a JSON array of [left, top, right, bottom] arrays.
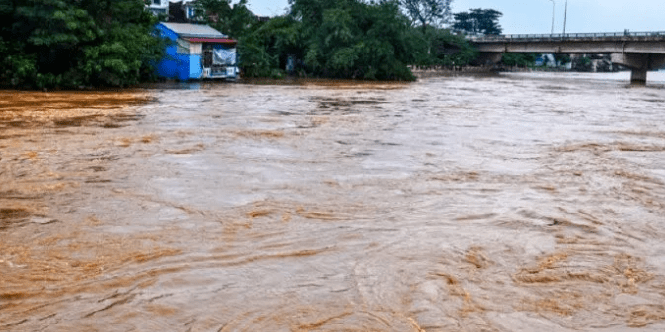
[[1, 72, 665, 331]]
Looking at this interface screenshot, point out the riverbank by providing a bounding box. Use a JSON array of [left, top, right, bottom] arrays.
[[409, 65, 664, 83]]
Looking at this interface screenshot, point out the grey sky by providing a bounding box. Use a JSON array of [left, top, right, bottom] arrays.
[[245, 0, 664, 34]]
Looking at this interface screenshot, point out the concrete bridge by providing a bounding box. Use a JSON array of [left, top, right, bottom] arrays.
[[470, 31, 665, 84]]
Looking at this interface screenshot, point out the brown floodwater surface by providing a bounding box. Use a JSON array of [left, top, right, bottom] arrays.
[[2, 72, 665, 331]]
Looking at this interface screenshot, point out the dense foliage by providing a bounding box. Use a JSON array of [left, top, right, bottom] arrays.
[[554, 53, 571, 65], [501, 53, 538, 67], [401, 0, 453, 31], [0, 0, 165, 89], [194, 0, 257, 39], [294, 0, 416, 80], [452, 8, 502, 35], [408, 27, 476, 68], [226, 0, 477, 80], [0, 0, 492, 88]]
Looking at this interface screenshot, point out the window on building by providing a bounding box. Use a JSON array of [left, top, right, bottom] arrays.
[[153, 0, 160, 5]]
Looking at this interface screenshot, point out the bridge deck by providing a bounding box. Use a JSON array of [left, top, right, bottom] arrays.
[[465, 31, 665, 83], [469, 31, 665, 55], [469, 31, 665, 43]]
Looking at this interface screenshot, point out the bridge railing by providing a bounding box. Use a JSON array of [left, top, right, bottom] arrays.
[[468, 31, 665, 41]]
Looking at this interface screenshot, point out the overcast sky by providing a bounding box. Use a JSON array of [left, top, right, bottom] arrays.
[[245, 0, 664, 34]]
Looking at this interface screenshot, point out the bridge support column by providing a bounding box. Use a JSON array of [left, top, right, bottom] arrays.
[[630, 68, 647, 84], [611, 53, 665, 85]]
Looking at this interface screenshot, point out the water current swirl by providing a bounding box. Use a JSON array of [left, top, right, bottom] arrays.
[[1, 71, 665, 331]]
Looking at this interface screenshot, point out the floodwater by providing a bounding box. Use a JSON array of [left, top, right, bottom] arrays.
[[2, 71, 665, 331]]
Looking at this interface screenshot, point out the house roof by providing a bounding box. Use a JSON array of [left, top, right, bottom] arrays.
[[160, 22, 227, 39], [187, 38, 237, 44]]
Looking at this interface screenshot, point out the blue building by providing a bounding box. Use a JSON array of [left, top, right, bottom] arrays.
[[155, 22, 239, 81]]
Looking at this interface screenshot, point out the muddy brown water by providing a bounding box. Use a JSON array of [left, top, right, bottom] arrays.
[[2, 72, 665, 331]]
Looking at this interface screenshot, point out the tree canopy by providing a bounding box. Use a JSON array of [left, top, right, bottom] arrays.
[[229, 0, 477, 80], [0, 0, 490, 88], [0, 0, 165, 89], [193, 0, 257, 38], [452, 8, 502, 35], [401, 0, 453, 31], [235, 0, 418, 80]]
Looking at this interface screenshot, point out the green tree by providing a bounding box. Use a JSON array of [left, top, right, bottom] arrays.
[[79, 0, 165, 86], [501, 53, 538, 67], [194, 0, 257, 38], [452, 8, 502, 35], [0, 0, 164, 88], [429, 29, 476, 66], [404, 26, 475, 67], [400, 0, 453, 31], [239, 16, 303, 77], [279, 0, 415, 80], [306, 0, 415, 79], [199, 0, 478, 80], [554, 53, 571, 65]]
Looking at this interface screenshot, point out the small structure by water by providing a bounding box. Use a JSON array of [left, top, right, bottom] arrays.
[[155, 22, 239, 81]]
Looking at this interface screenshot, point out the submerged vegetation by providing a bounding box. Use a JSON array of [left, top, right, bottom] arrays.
[[0, 0, 500, 88]]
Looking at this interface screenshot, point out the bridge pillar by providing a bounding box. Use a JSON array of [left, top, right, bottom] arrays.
[[630, 69, 648, 84], [611, 53, 665, 84]]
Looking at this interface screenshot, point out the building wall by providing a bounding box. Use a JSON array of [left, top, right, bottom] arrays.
[[154, 23, 237, 80], [155, 23, 178, 41], [189, 43, 202, 54], [155, 24, 191, 81], [188, 42, 203, 79], [147, 0, 169, 16], [156, 44, 190, 81], [189, 54, 202, 79]]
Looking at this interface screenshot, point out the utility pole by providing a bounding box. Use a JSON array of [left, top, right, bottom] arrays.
[[549, 0, 555, 35], [563, 0, 568, 35]]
